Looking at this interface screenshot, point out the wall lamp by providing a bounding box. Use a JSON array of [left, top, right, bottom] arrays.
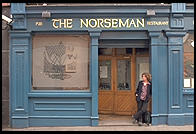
[[147, 9, 156, 16], [2, 15, 13, 24], [42, 11, 51, 18]]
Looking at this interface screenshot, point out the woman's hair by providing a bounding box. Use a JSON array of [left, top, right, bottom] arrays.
[[142, 72, 152, 82]]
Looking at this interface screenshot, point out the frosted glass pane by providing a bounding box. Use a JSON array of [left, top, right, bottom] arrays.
[[117, 60, 131, 90], [32, 35, 89, 90], [99, 60, 111, 90]]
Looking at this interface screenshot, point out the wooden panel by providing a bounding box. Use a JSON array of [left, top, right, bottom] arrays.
[[98, 93, 114, 113], [29, 98, 91, 116], [12, 47, 29, 114], [115, 95, 132, 112], [98, 56, 114, 114], [168, 47, 183, 110], [114, 56, 136, 115]]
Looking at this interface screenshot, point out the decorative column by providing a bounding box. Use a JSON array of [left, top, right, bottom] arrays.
[[89, 31, 101, 126], [149, 31, 168, 125], [166, 31, 186, 125], [10, 3, 30, 128], [164, 3, 186, 126]]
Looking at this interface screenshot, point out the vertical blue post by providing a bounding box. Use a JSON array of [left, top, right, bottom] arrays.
[[10, 3, 30, 128], [10, 32, 31, 128], [149, 31, 169, 125], [165, 31, 186, 125], [149, 31, 161, 125], [89, 31, 101, 126]]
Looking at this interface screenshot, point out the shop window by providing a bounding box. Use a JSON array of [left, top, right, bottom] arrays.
[[183, 33, 194, 88], [32, 35, 90, 90]]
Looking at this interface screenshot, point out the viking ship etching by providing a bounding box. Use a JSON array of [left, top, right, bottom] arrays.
[[43, 41, 77, 80]]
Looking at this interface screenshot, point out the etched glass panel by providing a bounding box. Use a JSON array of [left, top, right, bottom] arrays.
[[99, 60, 111, 90], [32, 35, 90, 90], [117, 60, 131, 90]]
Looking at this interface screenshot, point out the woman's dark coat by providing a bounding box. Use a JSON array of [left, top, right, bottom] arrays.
[[135, 81, 152, 103]]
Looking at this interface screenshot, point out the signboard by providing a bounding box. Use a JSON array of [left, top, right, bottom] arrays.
[[28, 17, 171, 31]]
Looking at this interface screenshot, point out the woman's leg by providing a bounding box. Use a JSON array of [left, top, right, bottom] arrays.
[[134, 101, 143, 121], [134, 101, 148, 122]]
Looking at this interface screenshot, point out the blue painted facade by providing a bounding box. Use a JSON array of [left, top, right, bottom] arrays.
[[9, 3, 194, 128]]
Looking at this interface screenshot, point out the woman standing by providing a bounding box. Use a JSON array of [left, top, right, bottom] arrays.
[[132, 72, 152, 126]]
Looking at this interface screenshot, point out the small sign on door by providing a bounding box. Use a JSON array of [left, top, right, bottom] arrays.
[[100, 66, 108, 78]]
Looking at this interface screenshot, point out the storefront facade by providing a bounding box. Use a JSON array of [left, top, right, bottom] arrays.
[[9, 3, 194, 128]]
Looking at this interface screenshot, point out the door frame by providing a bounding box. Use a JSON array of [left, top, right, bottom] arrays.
[[98, 48, 137, 115]]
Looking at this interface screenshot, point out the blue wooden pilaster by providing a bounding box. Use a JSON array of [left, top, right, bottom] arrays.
[[149, 31, 169, 125], [10, 31, 31, 128], [11, 3, 26, 29], [166, 31, 186, 125], [149, 31, 162, 125], [89, 31, 101, 126]]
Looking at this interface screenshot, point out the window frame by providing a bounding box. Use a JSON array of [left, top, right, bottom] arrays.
[[31, 33, 91, 91]]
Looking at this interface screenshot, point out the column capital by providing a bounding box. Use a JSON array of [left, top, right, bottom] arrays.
[[165, 31, 186, 46], [165, 31, 186, 37], [89, 31, 101, 37], [148, 31, 162, 37], [9, 31, 31, 38], [149, 31, 167, 46]]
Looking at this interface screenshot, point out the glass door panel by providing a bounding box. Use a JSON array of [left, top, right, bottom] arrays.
[[99, 60, 112, 90], [117, 60, 131, 90], [136, 57, 149, 88]]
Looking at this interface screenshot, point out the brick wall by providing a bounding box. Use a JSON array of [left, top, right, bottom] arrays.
[[2, 6, 10, 128]]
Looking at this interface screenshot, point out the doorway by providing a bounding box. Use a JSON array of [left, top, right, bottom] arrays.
[[98, 48, 150, 116]]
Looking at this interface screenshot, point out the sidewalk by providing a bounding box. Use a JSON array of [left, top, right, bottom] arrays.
[[2, 125, 194, 131], [2, 115, 193, 131]]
